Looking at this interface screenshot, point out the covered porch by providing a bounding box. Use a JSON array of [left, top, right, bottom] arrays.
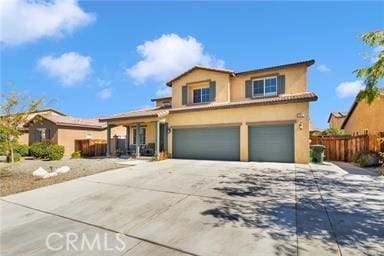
[[106, 118, 169, 159]]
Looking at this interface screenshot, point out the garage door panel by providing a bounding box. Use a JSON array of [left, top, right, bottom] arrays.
[[249, 125, 294, 163], [173, 127, 240, 161]]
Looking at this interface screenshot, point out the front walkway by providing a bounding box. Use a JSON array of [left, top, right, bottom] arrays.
[[1, 160, 383, 255]]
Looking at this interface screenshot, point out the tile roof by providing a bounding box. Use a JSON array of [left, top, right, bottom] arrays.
[[150, 96, 172, 102], [99, 105, 171, 121], [99, 93, 317, 122], [166, 60, 315, 86], [40, 115, 107, 129], [166, 66, 235, 86], [327, 112, 347, 123], [169, 92, 317, 113]]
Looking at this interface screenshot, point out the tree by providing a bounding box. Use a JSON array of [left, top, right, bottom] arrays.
[[354, 30, 384, 105], [0, 90, 44, 163], [322, 127, 344, 136]]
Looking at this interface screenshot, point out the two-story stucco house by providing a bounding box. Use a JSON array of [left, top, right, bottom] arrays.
[[341, 88, 384, 136], [327, 112, 347, 129], [100, 60, 318, 163]]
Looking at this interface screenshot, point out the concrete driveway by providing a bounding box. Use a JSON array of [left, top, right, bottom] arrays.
[[1, 160, 383, 256]]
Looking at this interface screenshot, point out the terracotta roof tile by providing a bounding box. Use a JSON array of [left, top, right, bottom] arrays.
[[99, 105, 171, 121], [169, 92, 317, 113], [41, 115, 107, 129]]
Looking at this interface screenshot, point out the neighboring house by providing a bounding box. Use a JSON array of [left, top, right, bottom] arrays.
[[327, 112, 347, 129], [9, 109, 66, 145], [26, 115, 125, 156], [341, 88, 384, 136], [100, 60, 318, 163]]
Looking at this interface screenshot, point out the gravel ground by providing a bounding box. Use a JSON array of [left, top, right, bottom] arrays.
[[0, 158, 134, 196]]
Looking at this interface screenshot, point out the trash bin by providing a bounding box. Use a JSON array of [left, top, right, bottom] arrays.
[[310, 144, 325, 163]]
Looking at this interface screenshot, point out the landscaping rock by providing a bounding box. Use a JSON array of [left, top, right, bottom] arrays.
[[359, 153, 380, 167], [43, 172, 58, 179], [32, 167, 48, 178], [55, 166, 71, 174]]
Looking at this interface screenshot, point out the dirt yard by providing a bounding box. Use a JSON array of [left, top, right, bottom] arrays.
[[0, 158, 135, 196]]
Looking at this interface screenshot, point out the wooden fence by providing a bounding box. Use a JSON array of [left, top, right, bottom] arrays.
[[310, 134, 383, 162], [75, 139, 107, 157]]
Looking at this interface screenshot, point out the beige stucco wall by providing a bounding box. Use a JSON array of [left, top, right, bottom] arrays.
[[231, 65, 307, 102], [57, 125, 126, 156], [329, 116, 345, 129], [127, 122, 156, 144], [172, 69, 231, 108], [170, 65, 308, 108], [18, 132, 29, 145], [167, 102, 310, 163], [343, 96, 384, 136], [57, 127, 107, 156]]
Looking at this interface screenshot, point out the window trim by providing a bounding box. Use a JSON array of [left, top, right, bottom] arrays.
[[252, 76, 278, 98], [193, 87, 210, 104]]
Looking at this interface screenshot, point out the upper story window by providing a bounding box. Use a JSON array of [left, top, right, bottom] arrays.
[[253, 76, 277, 97], [193, 87, 210, 103]]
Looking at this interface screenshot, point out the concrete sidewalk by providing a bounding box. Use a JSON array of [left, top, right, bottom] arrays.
[[1, 160, 383, 256]]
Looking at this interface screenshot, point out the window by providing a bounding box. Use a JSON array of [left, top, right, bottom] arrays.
[[85, 134, 92, 139], [133, 127, 146, 145], [193, 87, 210, 103], [364, 129, 368, 135], [34, 128, 50, 142], [253, 77, 277, 97]]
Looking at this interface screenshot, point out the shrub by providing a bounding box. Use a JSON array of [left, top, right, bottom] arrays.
[[71, 151, 82, 159], [7, 153, 21, 162], [30, 142, 64, 160], [46, 144, 64, 160], [14, 144, 29, 156], [115, 149, 124, 157], [30, 142, 50, 159], [353, 152, 380, 167]]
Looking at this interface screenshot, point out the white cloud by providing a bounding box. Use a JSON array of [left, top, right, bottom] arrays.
[[97, 88, 112, 100], [316, 64, 331, 72], [336, 80, 364, 98], [126, 33, 225, 84], [156, 86, 172, 97], [37, 52, 92, 86], [0, 0, 95, 46]]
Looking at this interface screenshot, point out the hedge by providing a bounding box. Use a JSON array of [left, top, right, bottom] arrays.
[[30, 142, 64, 161]]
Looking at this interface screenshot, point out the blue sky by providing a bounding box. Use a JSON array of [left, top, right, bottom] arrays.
[[1, 1, 383, 129]]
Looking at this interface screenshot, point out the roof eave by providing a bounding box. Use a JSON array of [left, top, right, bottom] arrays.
[[170, 95, 318, 114]]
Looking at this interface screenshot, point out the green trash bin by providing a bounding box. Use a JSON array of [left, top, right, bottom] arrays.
[[311, 145, 325, 163]]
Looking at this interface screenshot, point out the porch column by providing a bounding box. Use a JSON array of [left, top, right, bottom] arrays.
[[135, 123, 140, 158], [106, 124, 112, 157], [155, 121, 160, 157], [125, 126, 130, 154]]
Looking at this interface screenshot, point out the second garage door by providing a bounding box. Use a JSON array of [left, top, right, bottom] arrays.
[[173, 126, 240, 161], [248, 124, 294, 162]]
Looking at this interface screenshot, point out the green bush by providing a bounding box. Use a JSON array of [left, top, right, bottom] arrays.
[[71, 151, 82, 159], [30, 142, 50, 159], [46, 144, 64, 160], [30, 142, 64, 160], [14, 144, 29, 156], [7, 153, 21, 162], [115, 149, 124, 157], [353, 152, 380, 167]]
